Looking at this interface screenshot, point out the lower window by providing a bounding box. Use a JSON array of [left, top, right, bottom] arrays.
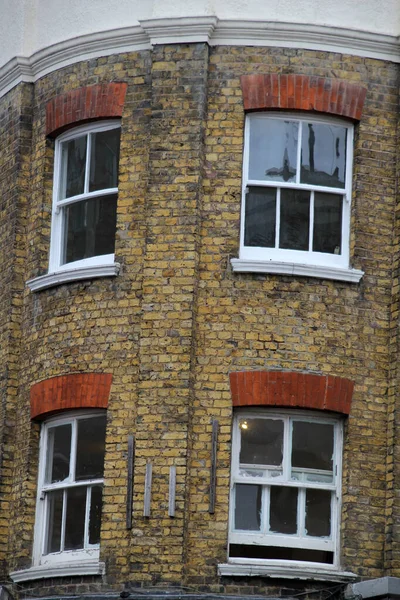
[[34, 412, 107, 567], [229, 411, 343, 566]]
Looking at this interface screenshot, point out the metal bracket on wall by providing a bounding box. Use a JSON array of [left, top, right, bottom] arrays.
[[126, 434, 135, 530], [169, 465, 176, 517], [144, 462, 153, 517], [209, 418, 219, 514]]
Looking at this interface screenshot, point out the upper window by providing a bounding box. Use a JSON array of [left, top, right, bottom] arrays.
[[33, 412, 107, 568], [229, 410, 342, 567], [240, 114, 353, 270], [49, 121, 121, 272]]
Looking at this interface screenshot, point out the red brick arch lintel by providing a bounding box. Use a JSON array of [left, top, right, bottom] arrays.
[[230, 371, 353, 415], [30, 373, 112, 420], [46, 82, 127, 137], [240, 74, 366, 121]]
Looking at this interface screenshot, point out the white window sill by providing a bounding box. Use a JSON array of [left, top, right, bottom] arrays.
[[26, 263, 120, 292], [218, 562, 357, 582], [10, 560, 105, 582], [230, 258, 364, 283]]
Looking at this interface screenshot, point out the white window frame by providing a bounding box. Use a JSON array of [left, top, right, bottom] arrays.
[[49, 120, 120, 274], [32, 410, 106, 569], [232, 113, 363, 282], [229, 409, 343, 570]]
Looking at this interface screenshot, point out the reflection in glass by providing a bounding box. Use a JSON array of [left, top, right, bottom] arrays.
[[249, 119, 298, 182], [292, 421, 334, 472], [46, 424, 71, 483], [280, 189, 310, 250], [76, 416, 107, 481], [235, 484, 261, 531], [89, 129, 120, 192], [60, 136, 87, 199], [270, 486, 298, 534], [291, 470, 333, 484], [240, 418, 283, 466], [89, 485, 103, 544], [45, 490, 63, 554], [239, 468, 266, 478], [63, 194, 117, 264], [244, 187, 276, 247], [64, 486, 86, 550], [306, 489, 331, 537], [313, 193, 342, 254], [301, 123, 347, 188]]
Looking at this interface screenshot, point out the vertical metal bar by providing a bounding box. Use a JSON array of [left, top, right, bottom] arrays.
[[126, 434, 135, 529], [276, 187, 281, 249], [169, 465, 176, 518], [209, 419, 219, 514], [143, 462, 152, 517]]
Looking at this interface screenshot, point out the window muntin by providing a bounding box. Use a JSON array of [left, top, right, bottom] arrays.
[[230, 411, 342, 566], [35, 412, 107, 566], [241, 114, 353, 269], [49, 121, 120, 272]]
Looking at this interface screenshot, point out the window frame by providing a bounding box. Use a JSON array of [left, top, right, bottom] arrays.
[[240, 112, 354, 271], [32, 410, 107, 569], [49, 120, 120, 274], [229, 409, 343, 569]]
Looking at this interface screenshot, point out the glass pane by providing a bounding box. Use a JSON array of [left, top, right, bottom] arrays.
[[64, 486, 86, 550], [45, 490, 63, 554], [89, 485, 103, 544], [292, 421, 334, 472], [244, 187, 276, 248], [291, 470, 333, 484], [249, 119, 298, 182], [62, 193, 117, 265], [89, 128, 120, 192], [239, 418, 283, 467], [306, 489, 331, 537], [301, 122, 347, 189], [76, 415, 107, 481], [45, 424, 71, 483], [270, 486, 298, 534], [280, 189, 310, 250], [239, 468, 266, 478], [234, 484, 261, 531], [230, 543, 333, 564], [60, 135, 87, 199], [313, 193, 342, 254]]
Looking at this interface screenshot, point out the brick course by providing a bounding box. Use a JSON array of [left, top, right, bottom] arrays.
[[46, 82, 128, 136], [30, 372, 112, 419], [230, 370, 354, 413], [241, 73, 367, 119]]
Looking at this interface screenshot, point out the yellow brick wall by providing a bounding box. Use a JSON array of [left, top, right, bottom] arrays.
[[0, 43, 398, 597], [0, 82, 32, 576]]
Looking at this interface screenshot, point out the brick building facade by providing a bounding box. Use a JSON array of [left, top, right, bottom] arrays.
[[1, 4, 400, 600]]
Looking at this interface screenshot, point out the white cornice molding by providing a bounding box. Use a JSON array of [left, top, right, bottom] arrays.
[[140, 16, 218, 44], [218, 562, 357, 582], [213, 20, 400, 62], [10, 560, 105, 583], [0, 26, 151, 98], [1, 17, 400, 99], [230, 258, 364, 283], [26, 263, 121, 292]]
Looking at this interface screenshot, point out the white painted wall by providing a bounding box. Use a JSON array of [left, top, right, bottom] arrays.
[[1, 0, 399, 69]]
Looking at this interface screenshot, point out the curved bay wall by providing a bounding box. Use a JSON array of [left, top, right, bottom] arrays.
[[0, 41, 399, 595]]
